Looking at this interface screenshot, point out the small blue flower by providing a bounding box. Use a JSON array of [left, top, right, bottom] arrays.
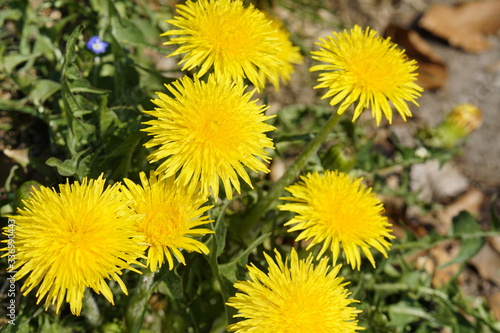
[[86, 36, 109, 54]]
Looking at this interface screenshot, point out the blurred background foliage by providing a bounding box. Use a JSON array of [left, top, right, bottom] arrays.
[[1, 0, 500, 332]]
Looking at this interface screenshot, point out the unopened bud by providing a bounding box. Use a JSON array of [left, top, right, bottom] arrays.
[[321, 144, 357, 172]]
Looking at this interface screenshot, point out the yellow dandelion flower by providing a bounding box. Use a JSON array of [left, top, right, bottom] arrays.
[[123, 172, 214, 271], [226, 248, 362, 332], [162, 0, 286, 91], [1, 176, 144, 316], [279, 171, 394, 270], [261, 17, 303, 90], [310, 25, 423, 125], [142, 74, 275, 200]]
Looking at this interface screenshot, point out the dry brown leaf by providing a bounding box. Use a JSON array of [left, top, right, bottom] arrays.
[[436, 188, 485, 234], [3, 148, 30, 169], [470, 243, 500, 286], [488, 236, 500, 253], [413, 251, 435, 273], [410, 160, 470, 204], [487, 292, 500, 320], [430, 241, 462, 287], [419, 1, 500, 53], [410, 241, 463, 287], [385, 24, 447, 90]]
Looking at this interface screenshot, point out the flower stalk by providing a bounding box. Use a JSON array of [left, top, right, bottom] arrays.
[[241, 111, 342, 236], [83, 290, 102, 327], [126, 270, 156, 333]]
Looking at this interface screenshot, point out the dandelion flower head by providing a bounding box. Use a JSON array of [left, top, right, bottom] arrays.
[[279, 170, 395, 270], [142, 74, 275, 200], [163, 0, 288, 91], [260, 16, 303, 90], [226, 248, 362, 332], [123, 172, 213, 271], [1, 176, 144, 315], [310, 25, 423, 125]]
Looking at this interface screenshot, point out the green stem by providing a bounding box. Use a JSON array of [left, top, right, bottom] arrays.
[[126, 269, 155, 333], [83, 289, 102, 327], [241, 111, 343, 236]]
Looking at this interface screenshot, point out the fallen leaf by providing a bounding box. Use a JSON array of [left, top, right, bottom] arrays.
[[436, 188, 485, 234], [419, 1, 500, 53], [470, 243, 500, 286], [488, 236, 500, 253], [487, 292, 500, 320], [3, 148, 30, 169], [430, 241, 462, 287], [408, 247, 433, 270], [410, 160, 470, 203], [410, 240, 463, 287], [385, 24, 447, 89]]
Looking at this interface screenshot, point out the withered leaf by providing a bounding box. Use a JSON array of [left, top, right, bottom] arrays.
[[419, 0, 500, 53]]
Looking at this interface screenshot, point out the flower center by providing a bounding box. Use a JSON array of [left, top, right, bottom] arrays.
[[347, 51, 392, 93], [188, 101, 242, 153], [201, 12, 254, 59], [142, 204, 186, 246], [311, 185, 365, 240], [276, 281, 329, 331]]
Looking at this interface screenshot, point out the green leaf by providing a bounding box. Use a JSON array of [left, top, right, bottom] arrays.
[[33, 34, 57, 62], [64, 66, 80, 81], [30, 79, 61, 105], [62, 25, 85, 78], [75, 153, 93, 180], [452, 210, 482, 236], [98, 94, 118, 134], [111, 16, 148, 47], [2, 53, 40, 73], [111, 16, 164, 51], [68, 78, 110, 94], [46, 149, 89, 177], [207, 200, 231, 258], [107, 131, 145, 180], [46, 157, 77, 177], [388, 301, 442, 328], [162, 268, 184, 303], [440, 211, 485, 269], [215, 218, 228, 258], [0, 99, 40, 119], [0, 8, 22, 27]]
